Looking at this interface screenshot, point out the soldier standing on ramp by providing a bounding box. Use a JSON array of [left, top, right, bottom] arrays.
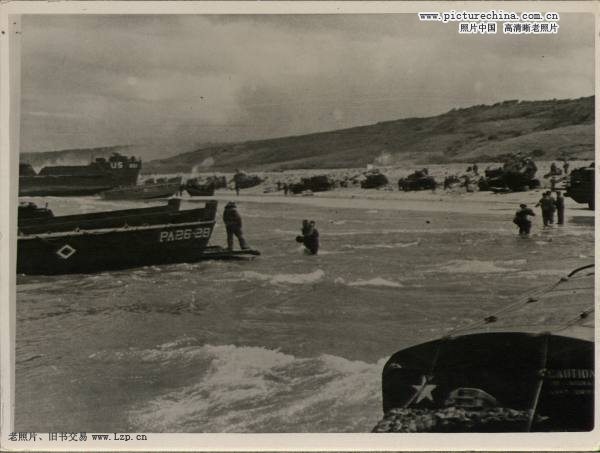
[[223, 202, 249, 251]]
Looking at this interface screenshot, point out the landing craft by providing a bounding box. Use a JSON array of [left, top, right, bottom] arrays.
[[374, 265, 594, 432], [17, 199, 259, 275], [19, 153, 142, 197], [100, 177, 182, 200]]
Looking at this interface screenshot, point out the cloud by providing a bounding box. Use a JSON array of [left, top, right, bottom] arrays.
[[20, 13, 593, 153]]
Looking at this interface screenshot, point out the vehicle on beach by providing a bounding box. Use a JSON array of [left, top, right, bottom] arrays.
[[233, 172, 263, 190], [565, 164, 595, 209], [361, 170, 389, 189], [289, 175, 335, 194], [398, 171, 437, 191], [19, 153, 142, 197], [478, 155, 540, 193], [185, 178, 216, 196], [17, 199, 259, 275], [100, 177, 182, 200], [374, 264, 594, 432]]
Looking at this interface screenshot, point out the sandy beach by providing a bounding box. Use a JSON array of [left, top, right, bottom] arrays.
[[165, 159, 594, 220], [202, 187, 592, 219]]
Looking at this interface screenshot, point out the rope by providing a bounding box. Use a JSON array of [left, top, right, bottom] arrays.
[[444, 268, 593, 339], [568, 264, 595, 277], [552, 305, 595, 334]]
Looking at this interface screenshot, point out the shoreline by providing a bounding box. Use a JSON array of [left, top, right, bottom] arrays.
[[184, 187, 594, 218]]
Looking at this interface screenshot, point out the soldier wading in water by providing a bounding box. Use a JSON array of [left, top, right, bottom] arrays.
[[513, 204, 536, 237], [296, 219, 319, 255], [223, 202, 249, 251], [536, 191, 557, 227]]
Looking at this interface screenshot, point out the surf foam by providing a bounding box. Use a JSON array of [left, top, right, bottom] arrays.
[[241, 269, 325, 285], [127, 341, 384, 432], [335, 277, 404, 288], [435, 259, 521, 274]]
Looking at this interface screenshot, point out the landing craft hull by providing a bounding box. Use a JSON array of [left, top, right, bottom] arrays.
[[18, 220, 216, 275], [19, 175, 126, 197], [381, 333, 593, 431], [18, 199, 196, 235], [19, 153, 142, 197], [17, 199, 220, 275], [186, 184, 216, 197], [101, 182, 181, 200], [378, 265, 594, 432]]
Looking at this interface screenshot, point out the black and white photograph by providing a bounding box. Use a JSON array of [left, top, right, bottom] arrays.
[[1, 1, 597, 449]]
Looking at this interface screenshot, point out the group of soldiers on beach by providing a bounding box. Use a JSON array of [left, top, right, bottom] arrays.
[[513, 190, 565, 237]]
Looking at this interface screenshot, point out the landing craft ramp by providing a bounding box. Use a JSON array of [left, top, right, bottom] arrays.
[[376, 265, 594, 432]]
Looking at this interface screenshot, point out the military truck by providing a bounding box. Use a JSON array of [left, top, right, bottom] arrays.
[[478, 155, 540, 192], [232, 172, 263, 190], [565, 164, 595, 209], [289, 175, 335, 194], [361, 171, 389, 189], [398, 169, 437, 191]]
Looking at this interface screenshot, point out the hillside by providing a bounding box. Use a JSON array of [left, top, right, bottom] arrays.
[[144, 96, 594, 174]]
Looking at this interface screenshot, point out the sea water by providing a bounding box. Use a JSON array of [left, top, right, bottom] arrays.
[[15, 195, 594, 432]]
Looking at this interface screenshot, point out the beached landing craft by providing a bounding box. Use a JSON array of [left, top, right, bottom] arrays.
[[100, 177, 182, 200], [19, 153, 142, 197], [17, 199, 259, 275], [374, 265, 594, 432]]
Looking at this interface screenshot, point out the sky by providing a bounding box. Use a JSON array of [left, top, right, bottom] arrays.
[[21, 13, 594, 157]]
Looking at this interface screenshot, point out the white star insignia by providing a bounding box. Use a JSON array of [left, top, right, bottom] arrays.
[[411, 375, 437, 403]]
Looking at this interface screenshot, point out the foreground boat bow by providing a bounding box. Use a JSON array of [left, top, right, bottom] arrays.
[[17, 199, 243, 275], [376, 265, 594, 432]]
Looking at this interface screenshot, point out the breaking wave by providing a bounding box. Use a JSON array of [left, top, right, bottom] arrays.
[[435, 259, 524, 274], [321, 227, 509, 237], [124, 340, 384, 432], [518, 269, 570, 279], [343, 242, 419, 250], [241, 269, 325, 285], [336, 277, 404, 288]]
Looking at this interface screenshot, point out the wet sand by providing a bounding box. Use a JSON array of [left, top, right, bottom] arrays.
[[188, 186, 594, 221]]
